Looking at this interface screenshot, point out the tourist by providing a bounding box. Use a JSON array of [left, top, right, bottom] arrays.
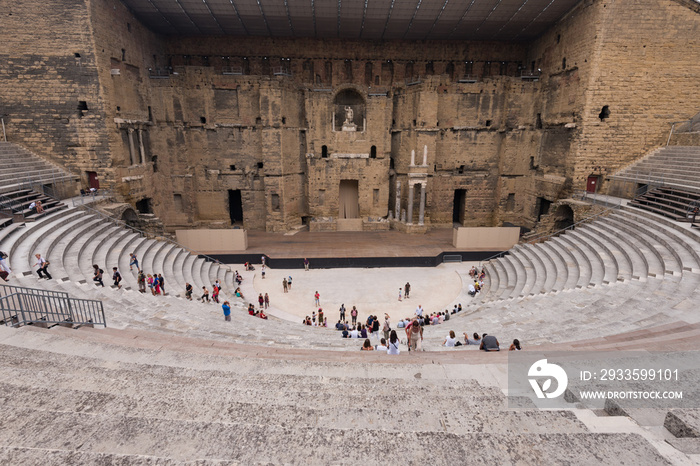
[[314, 291, 320, 306], [382, 313, 391, 341], [28, 201, 36, 214], [360, 324, 368, 339], [0, 250, 11, 281], [235, 287, 244, 299], [259, 309, 268, 320], [387, 330, 400, 355], [468, 283, 477, 297], [137, 270, 146, 292], [464, 332, 481, 345], [264, 293, 270, 309], [258, 293, 264, 309], [444, 330, 457, 347], [341, 326, 349, 338], [283, 277, 288, 292], [201, 286, 210, 303], [185, 282, 193, 300], [311, 310, 316, 325], [361, 339, 374, 351], [406, 318, 423, 352], [212, 284, 220, 303], [261, 255, 266, 267], [452, 305, 458, 314], [371, 315, 380, 341], [318, 308, 324, 325], [222, 301, 231, 321], [350, 306, 358, 325], [457, 303, 462, 313], [335, 320, 344, 330], [235, 272, 242, 286], [339, 303, 346, 321], [480, 333, 500, 351], [509, 339, 522, 351], [158, 274, 165, 293], [376, 338, 389, 351], [112, 267, 122, 289], [415, 305, 424, 317], [349, 326, 359, 338], [396, 318, 406, 329], [35, 200, 44, 214], [405, 282, 411, 299], [147, 274, 155, 295], [287, 275, 292, 290], [304, 257, 309, 271], [153, 275, 161, 295], [261, 265, 266, 279], [92, 264, 104, 287], [129, 253, 139, 271], [323, 317, 327, 327], [443, 311, 450, 321], [33, 253, 52, 280], [398, 288, 402, 301]]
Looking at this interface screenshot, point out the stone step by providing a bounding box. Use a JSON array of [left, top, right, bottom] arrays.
[[545, 237, 580, 290], [560, 231, 606, 286], [0, 406, 665, 464], [537, 241, 569, 291], [572, 227, 621, 283]]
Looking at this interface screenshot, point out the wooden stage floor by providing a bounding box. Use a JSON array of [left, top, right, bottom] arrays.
[[245, 227, 460, 259]]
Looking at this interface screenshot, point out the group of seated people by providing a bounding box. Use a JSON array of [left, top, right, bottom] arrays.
[[247, 303, 268, 319], [441, 331, 521, 351], [395, 312, 449, 328], [359, 331, 400, 354], [303, 315, 328, 326], [234, 271, 243, 286]]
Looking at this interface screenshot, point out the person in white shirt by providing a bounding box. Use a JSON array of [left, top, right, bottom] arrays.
[[415, 305, 424, 317], [349, 326, 360, 338], [376, 338, 389, 351], [33, 253, 51, 279], [444, 330, 457, 347], [387, 330, 400, 355]]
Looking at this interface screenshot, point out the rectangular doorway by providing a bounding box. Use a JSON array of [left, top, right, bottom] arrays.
[[228, 190, 243, 225], [586, 175, 599, 193], [453, 189, 466, 225], [87, 171, 99, 189], [339, 180, 359, 219]]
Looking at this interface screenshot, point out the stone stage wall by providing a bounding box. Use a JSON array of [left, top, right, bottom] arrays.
[[0, 0, 698, 234]]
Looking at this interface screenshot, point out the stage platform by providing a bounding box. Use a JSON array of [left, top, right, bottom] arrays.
[[211, 227, 505, 268]]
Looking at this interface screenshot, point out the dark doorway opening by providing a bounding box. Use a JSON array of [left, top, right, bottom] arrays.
[[553, 205, 575, 231], [87, 171, 99, 189], [536, 197, 552, 221], [228, 189, 243, 224], [339, 180, 359, 219], [135, 198, 153, 214], [453, 189, 466, 225]]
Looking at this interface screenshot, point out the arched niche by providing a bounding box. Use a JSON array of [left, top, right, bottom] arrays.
[[333, 88, 365, 132]]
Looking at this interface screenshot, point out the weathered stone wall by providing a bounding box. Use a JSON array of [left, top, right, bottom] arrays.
[[530, 0, 700, 194], [2, 0, 698, 234], [0, 0, 110, 185]]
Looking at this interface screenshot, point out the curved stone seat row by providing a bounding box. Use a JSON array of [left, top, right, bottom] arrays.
[[478, 207, 700, 304], [0, 325, 673, 464]]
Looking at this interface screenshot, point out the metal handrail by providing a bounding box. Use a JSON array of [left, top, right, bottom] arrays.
[[0, 284, 69, 299], [0, 285, 105, 328], [0, 193, 25, 223], [479, 198, 623, 266], [75, 202, 232, 272]]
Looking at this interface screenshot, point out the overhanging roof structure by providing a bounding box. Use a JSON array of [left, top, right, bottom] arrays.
[[120, 0, 581, 41]]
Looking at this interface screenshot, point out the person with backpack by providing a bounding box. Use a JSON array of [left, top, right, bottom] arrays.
[[158, 274, 165, 294], [33, 254, 52, 280], [382, 313, 391, 341], [371, 315, 380, 341], [93, 264, 104, 287], [137, 270, 146, 292], [112, 267, 122, 289]]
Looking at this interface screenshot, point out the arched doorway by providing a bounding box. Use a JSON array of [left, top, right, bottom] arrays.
[[553, 205, 575, 231]]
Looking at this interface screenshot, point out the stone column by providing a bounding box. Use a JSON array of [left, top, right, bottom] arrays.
[[127, 128, 137, 166], [395, 180, 401, 219], [137, 129, 146, 164], [407, 183, 414, 224], [418, 182, 426, 225], [410, 149, 415, 167], [422, 145, 428, 166]]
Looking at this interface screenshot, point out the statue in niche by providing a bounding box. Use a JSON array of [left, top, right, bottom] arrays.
[[342, 105, 357, 132]]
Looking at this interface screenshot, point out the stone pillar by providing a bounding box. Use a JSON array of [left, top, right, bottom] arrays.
[[127, 128, 137, 165], [137, 129, 146, 164], [418, 182, 426, 225], [422, 145, 428, 166], [407, 183, 414, 224], [410, 149, 415, 166], [395, 180, 401, 219]]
